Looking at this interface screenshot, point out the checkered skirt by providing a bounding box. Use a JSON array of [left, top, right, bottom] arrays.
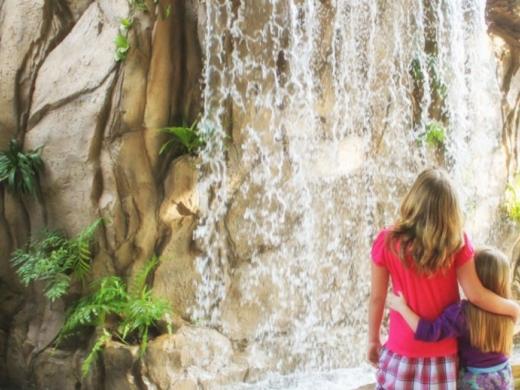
[[376, 347, 458, 389]]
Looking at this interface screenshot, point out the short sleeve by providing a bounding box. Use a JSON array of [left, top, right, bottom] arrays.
[[371, 229, 389, 267], [454, 232, 474, 268]]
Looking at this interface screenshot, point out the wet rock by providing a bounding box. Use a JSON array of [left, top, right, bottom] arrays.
[[141, 326, 248, 389], [153, 216, 199, 319]]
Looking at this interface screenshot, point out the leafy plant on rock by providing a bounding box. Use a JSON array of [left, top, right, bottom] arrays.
[[114, 31, 130, 62], [423, 121, 446, 148], [10, 219, 103, 301], [505, 174, 520, 224], [0, 139, 43, 197], [59, 255, 172, 375], [159, 120, 205, 156]]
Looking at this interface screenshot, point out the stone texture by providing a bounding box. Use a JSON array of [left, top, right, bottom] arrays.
[[141, 326, 248, 389], [28, 2, 119, 126], [33, 349, 81, 390], [0, 0, 73, 145], [153, 216, 199, 319], [0, 0, 205, 387], [103, 341, 140, 390]]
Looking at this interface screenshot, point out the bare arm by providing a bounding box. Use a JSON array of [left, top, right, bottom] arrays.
[[387, 292, 419, 332], [457, 260, 520, 321], [388, 292, 464, 341], [367, 263, 389, 367]]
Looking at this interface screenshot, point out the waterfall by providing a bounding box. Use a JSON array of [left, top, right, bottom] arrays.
[[191, 0, 502, 382]]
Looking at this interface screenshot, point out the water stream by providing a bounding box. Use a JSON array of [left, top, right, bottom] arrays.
[[192, 0, 503, 386]]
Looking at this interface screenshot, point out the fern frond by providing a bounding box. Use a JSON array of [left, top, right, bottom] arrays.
[[81, 328, 111, 377], [45, 273, 71, 301], [129, 255, 159, 298]]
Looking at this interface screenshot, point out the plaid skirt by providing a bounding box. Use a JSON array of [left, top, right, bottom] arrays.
[[376, 347, 458, 389]]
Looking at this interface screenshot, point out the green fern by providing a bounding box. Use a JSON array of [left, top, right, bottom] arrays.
[[0, 139, 43, 197], [159, 120, 205, 155], [119, 287, 171, 355], [59, 256, 172, 373], [81, 328, 111, 377], [11, 219, 103, 301], [129, 255, 159, 298], [60, 276, 128, 337]]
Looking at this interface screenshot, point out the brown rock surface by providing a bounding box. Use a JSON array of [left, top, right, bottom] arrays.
[[141, 326, 248, 389], [0, 0, 204, 387]]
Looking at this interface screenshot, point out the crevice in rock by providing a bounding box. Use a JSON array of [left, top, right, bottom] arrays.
[[17, 0, 76, 136], [27, 68, 117, 131], [89, 73, 117, 206]]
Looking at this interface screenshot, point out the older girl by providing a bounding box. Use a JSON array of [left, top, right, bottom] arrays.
[[367, 168, 519, 389]]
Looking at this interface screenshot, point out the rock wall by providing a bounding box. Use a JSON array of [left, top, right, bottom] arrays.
[[487, 0, 520, 280], [0, 0, 207, 387]]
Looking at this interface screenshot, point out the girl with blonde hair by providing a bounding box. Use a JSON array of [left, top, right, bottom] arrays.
[[368, 168, 519, 389], [388, 247, 514, 389]]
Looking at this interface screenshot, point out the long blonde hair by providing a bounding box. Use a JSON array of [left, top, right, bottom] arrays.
[[388, 168, 464, 275], [465, 247, 513, 355]]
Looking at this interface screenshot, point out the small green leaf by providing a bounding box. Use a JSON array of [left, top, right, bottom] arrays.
[[163, 4, 172, 18], [422, 121, 446, 148]]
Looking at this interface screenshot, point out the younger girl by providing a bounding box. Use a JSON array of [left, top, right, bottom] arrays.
[[368, 168, 519, 389], [388, 247, 514, 389]]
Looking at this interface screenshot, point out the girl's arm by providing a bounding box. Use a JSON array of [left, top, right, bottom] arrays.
[[387, 292, 419, 332], [388, 292, 464, 341], [457, 260, 520, 321], [367, 263, 389, 367]]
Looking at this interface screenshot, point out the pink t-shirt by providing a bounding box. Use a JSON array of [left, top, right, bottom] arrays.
[[371, 228, 474, 357]]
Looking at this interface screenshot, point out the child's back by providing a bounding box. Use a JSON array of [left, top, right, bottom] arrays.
[[389, 247, 514, 389], [368, 168, 520, 389], [372, 228, 473, 358]]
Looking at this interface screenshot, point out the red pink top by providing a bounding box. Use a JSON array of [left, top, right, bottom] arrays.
[[371, 228, 474, 357]]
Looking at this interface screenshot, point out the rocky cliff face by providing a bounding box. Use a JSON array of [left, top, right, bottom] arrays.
[[1, 1, 520, 389], [0, 0, 208, 387]]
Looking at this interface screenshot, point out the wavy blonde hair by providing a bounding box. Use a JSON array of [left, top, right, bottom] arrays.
[[388, 168, 464, 275], [465, 248, 513, 355]]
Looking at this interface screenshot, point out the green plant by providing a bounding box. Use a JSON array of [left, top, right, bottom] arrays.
[[409, 55, 448, 99], [128, 0, 148, 11], [82, 328, 111, 376], [163, 4, 172, 18], [410, 58, 424, 82], [159, 120, 205, 155], [505, 175, 520, 223], [120, 17, 133, 31], [0, 139, 43, 197], [60, 256, 172, 375], [423, 121, 446, 148], [11, 219, 103, 301], [114, 32, 130, 62], [60, 276, 128, 335], [119, 285, 171, 355]]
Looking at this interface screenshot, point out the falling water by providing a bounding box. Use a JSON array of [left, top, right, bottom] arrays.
[[191, 0, 502, 387]]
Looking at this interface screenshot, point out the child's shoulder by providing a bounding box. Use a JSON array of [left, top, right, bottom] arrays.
[[371, 228, 393, 265]]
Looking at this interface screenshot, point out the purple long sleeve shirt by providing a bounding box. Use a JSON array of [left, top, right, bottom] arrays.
[[415, 300, 508, 368]]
